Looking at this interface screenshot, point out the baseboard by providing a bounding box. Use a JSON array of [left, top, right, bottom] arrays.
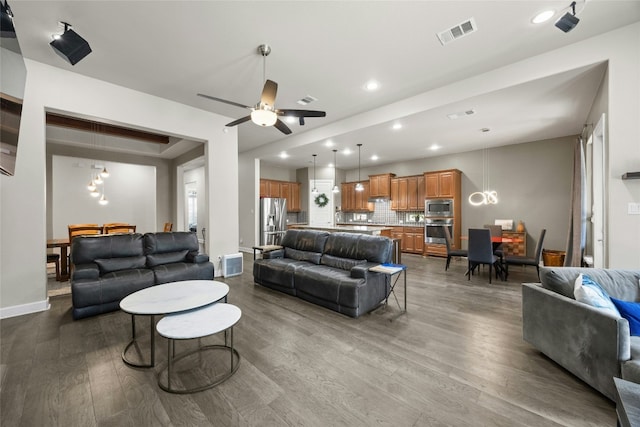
[[0, 298, 50, 319], [239, 246, 253, 254]]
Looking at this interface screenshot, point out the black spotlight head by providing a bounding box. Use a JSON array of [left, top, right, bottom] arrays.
[[0, 0, 16, 38], [555, 12, 580, 33], [50, 28, 92, 65]]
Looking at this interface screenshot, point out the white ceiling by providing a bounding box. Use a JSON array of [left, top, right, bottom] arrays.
[[8, 1, 640, 169]]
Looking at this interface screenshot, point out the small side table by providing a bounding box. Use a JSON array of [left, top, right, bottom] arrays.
[[370, 264, 407, 319], [614, 377, 640, 427], [252, 245, 283, 260], [156, 303, 242, 394]]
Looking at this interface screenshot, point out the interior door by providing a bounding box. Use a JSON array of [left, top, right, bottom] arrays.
[[309, 179, 334, 227]]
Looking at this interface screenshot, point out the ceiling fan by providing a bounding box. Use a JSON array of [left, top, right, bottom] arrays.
[[197, 44, 326, 135]]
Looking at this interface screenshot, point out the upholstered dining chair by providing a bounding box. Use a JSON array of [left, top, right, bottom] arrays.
[[103, 223, 136, 234], [484, 224, 504, 261], [467, 228, 503, 284], [444, 226, 467, 271], [504, 229, 546, 280]]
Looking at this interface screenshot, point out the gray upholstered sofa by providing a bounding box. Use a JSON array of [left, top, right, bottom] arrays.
[[522, 266, 640, 400], [70, 232, 214, 319], [253, 229, 393, 318]]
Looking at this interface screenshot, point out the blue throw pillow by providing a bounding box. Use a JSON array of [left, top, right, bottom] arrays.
[[610, 298, 640, 336], [573, 273, 620, 318]]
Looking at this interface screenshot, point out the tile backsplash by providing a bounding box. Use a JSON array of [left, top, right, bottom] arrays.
[[341, 200, 423, 225]]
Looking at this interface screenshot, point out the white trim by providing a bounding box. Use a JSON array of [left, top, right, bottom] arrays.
[[0, 298, 50, 319]]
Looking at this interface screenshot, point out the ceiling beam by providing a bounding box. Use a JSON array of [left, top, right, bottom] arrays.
[[45, 112, 170, 145]]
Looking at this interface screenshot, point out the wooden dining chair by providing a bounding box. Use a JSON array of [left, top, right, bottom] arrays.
[[68, 224, 103, 242], [46, 253, 61, 281], [467, 228, 503, 284], [103, 223, 136, 234], [163, 222, 173, 232]]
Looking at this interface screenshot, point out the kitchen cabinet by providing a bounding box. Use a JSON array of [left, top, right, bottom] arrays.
[[341, 181, 373, 212], [424, 169, 460, 199], [259, 179, 301, 212], [369, 173, 395, 198], [403, 226, 424, 254], [425, 243, 448, 257], [390, 175, 424, 211]]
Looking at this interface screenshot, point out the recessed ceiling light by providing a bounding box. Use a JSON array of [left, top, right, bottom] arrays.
[[279, 152, 289, 159], [392, 123, 402, 130], [532, 10, 555, 24], [430, 144, 440, 151], [364, 80, 379, 91], [284, 116, 296, 124], [343, 148, 352, 155], [371, 155, 379, 161], [325, 139, 334, 147]]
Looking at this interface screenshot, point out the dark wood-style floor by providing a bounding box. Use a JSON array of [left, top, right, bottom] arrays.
[[1, 253, 615, 426]]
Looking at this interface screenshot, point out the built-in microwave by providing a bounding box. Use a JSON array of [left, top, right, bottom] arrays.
[[425, 199, 454, 217]]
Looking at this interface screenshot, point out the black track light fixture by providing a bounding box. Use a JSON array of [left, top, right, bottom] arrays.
[[50, 21, 92, 65], [0, 0, 16, 38], [555, 1, 580, 33]]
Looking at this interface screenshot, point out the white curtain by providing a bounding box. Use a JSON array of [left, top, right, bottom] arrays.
[[564, 137, 587, 266]]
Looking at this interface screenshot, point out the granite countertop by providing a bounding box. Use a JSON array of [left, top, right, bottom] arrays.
[[336, 222, 424, 228]]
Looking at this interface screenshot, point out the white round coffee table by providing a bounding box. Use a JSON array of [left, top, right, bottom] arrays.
[[119, 280, 229, 368], [156, 303, 241, 394]]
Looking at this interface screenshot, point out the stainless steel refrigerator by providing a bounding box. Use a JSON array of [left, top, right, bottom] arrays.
[[260, 198, 287, 245]]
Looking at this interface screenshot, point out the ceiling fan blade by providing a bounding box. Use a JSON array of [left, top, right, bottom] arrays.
[[274, 119, 292, 135], [197, 93, 252, 110], [277, 109, 326, 118], [260, 80, 278, 107], [226, 116, 252, 127]]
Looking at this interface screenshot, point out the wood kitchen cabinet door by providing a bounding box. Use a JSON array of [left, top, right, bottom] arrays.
[[407, 177, 418, 210], [425, 173, 440, 198], [438, 171, 454, 198], [289, 182, 301, 212], [369, 173, 394, 198], [397, 178, 408, 210], [279, 182, 290, 203], [390, 179, 399, 210]]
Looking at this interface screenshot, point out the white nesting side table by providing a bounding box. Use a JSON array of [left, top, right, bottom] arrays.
[[156, 303, 242, 394], [119, 280, 229, 368]]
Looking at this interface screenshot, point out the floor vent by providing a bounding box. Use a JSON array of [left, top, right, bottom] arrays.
[[437, 17, 477, 46], [222, 253, 243, 278]]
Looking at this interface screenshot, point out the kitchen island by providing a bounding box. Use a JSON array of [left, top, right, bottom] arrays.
[[288, 224, 392, 237]]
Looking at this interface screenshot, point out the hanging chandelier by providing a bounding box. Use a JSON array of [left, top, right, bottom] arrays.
[[311, 154, 319, 195], [355, 143, 364, 192], [468, 145, 498, 206], [332, 149, 340, 193]]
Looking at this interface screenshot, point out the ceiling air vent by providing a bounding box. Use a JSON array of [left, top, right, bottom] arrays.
[[297, 95, 318, 106], [437, 17, 477, 46]]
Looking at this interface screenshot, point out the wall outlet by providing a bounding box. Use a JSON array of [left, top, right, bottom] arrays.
[[628, 202, 640, 215]]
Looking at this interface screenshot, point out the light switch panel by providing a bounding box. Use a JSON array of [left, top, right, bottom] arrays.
[[628, 202, 640, 215]]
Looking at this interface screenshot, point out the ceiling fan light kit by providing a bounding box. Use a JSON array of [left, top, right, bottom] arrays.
[[197, 44, 326, 135]]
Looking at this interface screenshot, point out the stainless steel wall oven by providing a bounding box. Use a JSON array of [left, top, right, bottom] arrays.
[[424, 218, 454, 244]]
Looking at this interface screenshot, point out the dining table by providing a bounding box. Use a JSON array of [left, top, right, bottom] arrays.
[[47, 238, 70, 281]]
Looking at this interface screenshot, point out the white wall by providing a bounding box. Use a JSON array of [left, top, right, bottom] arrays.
[[51, 155, 156, 237], [0, 60, 238, 318]]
